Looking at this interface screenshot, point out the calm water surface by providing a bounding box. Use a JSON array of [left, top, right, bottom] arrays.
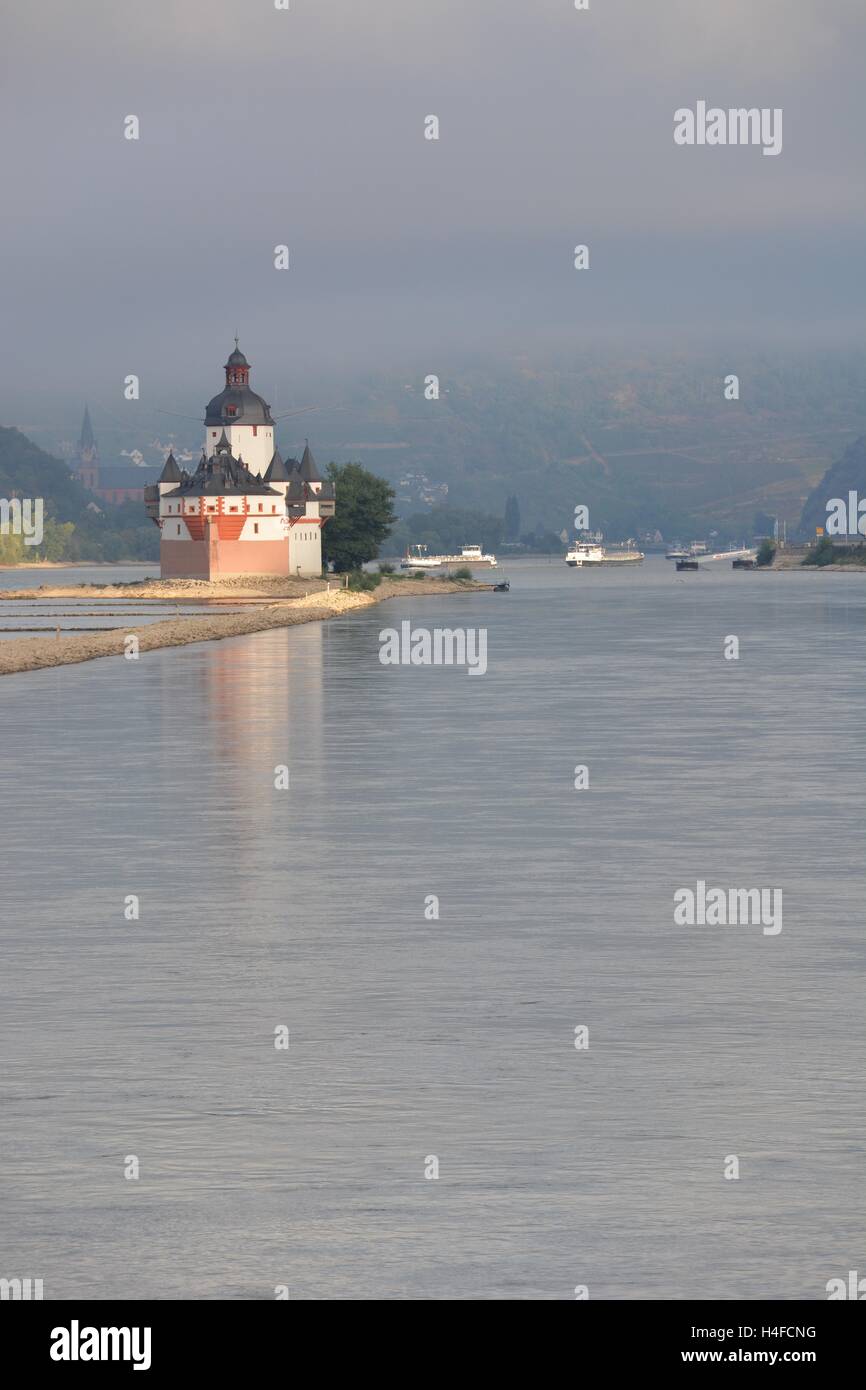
[[1, 557, 864, 1299], [0, 564, 158, 590]]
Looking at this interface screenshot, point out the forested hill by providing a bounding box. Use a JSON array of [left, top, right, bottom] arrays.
[[301, 349, 866, 542], [0, 425, 92, 520], [800, 437, 866, 537], [0, 425, 158, 562]]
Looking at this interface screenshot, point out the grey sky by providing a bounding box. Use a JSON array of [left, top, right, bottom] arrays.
[[2, 0, 864, 425]]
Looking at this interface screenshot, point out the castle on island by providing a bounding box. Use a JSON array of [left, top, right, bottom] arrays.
[[144, 343, 334, 579]]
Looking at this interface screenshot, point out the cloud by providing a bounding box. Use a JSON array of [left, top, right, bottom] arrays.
[[1, 0, 864, 411]]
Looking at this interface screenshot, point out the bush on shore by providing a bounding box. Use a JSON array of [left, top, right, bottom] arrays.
[[345, 569, 383, 592], [802, 536, 838, 567]]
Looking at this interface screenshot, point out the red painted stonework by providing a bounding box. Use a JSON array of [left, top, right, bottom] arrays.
[[160, 536, 291, 579]]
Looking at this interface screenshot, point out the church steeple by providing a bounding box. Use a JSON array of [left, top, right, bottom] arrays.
[[77, 405, 97, 462]]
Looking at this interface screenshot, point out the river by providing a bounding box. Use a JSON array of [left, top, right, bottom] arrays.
[[1, 557, 863, 1299]]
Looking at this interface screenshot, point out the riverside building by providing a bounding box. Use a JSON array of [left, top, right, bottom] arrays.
[[145, 343, 334, 579]]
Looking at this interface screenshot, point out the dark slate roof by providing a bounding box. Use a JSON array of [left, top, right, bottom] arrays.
[[264, 449, 292, 483], [226, 342, 248, 367], [159, 451, 183, 484], [79, 405, 95, 450], [296, 442, 321, 482], [205, 384, 274, 426], [285, 475, 335, 503], [163, 440, 280, 498]]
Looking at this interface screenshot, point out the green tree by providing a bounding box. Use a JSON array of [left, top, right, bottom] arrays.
[[756, 538, 776, 567], [321, 462, 396, 572], [803, 535, 836, 567], [0, 529, 26, 564]]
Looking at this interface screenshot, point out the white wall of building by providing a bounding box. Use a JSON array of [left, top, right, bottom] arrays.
[[205, 423, 274, 476], [288, 524, 323, 577], [239, 510, 285, 541]]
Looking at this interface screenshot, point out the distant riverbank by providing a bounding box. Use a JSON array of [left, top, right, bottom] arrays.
[[0, 574, 482, 677], [770, 553, 866, 571]]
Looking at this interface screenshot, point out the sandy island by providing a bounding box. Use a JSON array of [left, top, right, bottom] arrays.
[[0, 575, 486, 678]]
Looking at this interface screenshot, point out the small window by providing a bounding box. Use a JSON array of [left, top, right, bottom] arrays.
[[254, 523, 259, 534]]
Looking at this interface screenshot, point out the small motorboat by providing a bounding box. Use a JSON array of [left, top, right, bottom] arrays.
[[492, 580, 510, 591]]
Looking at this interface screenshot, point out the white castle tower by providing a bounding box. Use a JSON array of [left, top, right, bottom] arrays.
[[144, 343, 335, 580], [203, 339, 275, 477]]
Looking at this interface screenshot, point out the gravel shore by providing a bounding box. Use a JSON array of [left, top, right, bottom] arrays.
[[0, 576, 480, 677]]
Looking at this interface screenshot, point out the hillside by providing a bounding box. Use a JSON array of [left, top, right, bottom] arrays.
[[290, 347, 866, 543], [0, 426, 158, 563], [0, 426, 93, 522], [800, 437, 866, 538]]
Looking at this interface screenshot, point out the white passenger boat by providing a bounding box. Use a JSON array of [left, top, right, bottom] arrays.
[[565, 541, 604, 566], [565, 541, 644, 566], [400, 543, 497, 570]]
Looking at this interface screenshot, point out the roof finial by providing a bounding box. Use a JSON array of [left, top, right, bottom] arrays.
[[234, 333, 239, 349]]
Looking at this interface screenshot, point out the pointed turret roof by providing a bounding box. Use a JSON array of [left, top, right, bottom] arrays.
[[159, 451, 183, 484], [264, 448, 291, 483], [297, 441, 321, 483]]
